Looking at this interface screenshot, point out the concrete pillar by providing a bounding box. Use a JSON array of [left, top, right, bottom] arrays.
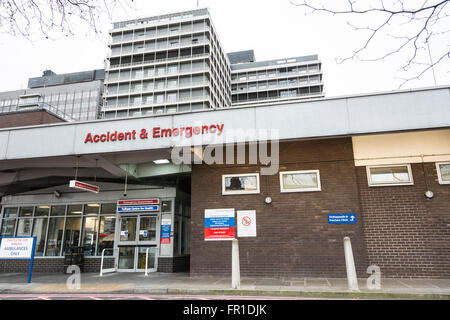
[[343, 236, 359, 291], [232, 239, 240, 289]]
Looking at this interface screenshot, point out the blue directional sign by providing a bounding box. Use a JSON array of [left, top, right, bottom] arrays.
[[117, 205, 159, 212], [328, 213, 357, 224]]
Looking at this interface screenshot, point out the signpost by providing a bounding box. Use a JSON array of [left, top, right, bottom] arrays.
[[69, 180, 100, 193], [0, 237, 37, 283], [237, 210, 257, 237], [204, 208, 235, 241], [328, 213, 357, 224]]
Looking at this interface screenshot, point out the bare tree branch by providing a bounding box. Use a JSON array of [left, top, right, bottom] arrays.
[[291, 0, 450, 87], [0, 0, 134, 40]]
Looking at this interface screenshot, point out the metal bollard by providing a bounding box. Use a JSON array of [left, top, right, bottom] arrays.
[[343, 236, 359, 291], [232, 239, 240, 289]]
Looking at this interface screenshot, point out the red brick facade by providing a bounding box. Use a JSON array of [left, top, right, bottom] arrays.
[[358, 163, 450, 278], [190, 138, 369, 278], [0, 110, 64, 129], [190, 138, 450, 278]]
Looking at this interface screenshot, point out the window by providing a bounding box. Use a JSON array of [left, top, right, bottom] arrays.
[[98, 216, 116, 256], [280, 170, 321, 193], [436, 162, 450, 184], [366, 164, 413, 186], [222, 173, 260, 195]]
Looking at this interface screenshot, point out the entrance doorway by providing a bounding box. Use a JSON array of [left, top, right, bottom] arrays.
[[116, 215, 159, 272]]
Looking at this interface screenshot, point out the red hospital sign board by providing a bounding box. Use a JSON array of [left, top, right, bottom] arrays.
[[117, 199, 159, 206], [69, 180, 100, 193]]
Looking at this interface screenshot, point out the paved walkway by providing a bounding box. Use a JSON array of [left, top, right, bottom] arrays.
[[0, 272, 449, 298]]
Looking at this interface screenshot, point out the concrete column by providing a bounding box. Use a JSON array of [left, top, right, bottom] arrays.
[[343, 236, 359, 291], [232, 239, 240, 289]]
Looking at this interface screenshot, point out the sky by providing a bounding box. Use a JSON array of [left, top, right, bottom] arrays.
[[0, 0, 448, 97]]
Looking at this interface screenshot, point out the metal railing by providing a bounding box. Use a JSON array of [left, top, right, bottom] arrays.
[[109, 40, 209, 59], [109, 25, 209, 46], [108, 53, 209, 70], [99, 248, 116, 276], [145, 248, 150, 276], [104, 66, 209, 85]]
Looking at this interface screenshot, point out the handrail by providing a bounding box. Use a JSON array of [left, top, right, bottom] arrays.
[[99, 248, 115, 276], [145, 248, 150, 276]]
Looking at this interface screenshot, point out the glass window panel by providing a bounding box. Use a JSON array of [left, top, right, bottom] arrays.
[[438, 163, 450, 182], [120, 217, 137, 242], [224, 175, 258, 192], [45, 217, 64, 256], [0, 219, 16, 236], [369, 166, 411, 185], [67, 204, 83, 215], [63, 217, 82, 252], [3, 207, 18, 218], [19, 207, 33, 217], [139, 216, 156, 241], [282, 172, 319, 190], [32, 218, 48, 256], [118, 247, 135, 269], [161, 200, 172, 213], [51, 205, 66, 216], [35, 206, 50, 216], [98, 216, 115, 256], [137, 247, 156, 270], [16, 218, 32, 236], [84, 204, 100, 215], [82, 216, 98, 256], [101, 203, 116, 215]]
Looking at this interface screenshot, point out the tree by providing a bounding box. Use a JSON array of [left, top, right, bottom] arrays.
[[291, 0, 450, 87], [0, 0, 133, 39]]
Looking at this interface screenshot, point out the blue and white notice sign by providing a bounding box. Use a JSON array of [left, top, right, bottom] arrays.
[[0, 237, 37, 283], [0, 237, 35, 259], [328, 213, 357, 224], [118, 205, 159, 212]]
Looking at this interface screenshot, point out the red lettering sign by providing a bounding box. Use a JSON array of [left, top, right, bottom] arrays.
[[69, 180, 100, 193], [83, 124, 224, 144]]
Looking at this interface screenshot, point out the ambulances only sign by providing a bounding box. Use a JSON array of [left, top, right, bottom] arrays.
[[204, 208, 235, 241], [0, 237, 35, 259]]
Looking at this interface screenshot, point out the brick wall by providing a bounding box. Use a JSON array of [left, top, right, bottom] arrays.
[[357, 163, 450, 278], [190, 138, 368, 278], [0, 110, 64, 129], [0, 257, 115, 273], [158, 256, 190, 273]]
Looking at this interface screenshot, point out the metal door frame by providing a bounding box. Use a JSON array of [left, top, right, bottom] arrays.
[[115, 213, 160, 272]]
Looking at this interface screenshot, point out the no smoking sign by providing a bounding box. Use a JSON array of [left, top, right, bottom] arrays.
[[237, 210, 256, 237]]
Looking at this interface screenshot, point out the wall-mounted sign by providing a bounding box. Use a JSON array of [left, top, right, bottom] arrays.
[[237, 210, 257, 237], [328, 213, 357, 224], [117, 199, 159, 206], [117, 205, 159, 213], [69, 180, 100, 193], [83, 123, 225, 144], [160, 219, 171, 244], [204, 208, 235, 241]]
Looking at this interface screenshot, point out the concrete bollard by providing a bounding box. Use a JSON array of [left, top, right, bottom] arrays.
[[343, 236, 359, 291], [232, 239, 240, 289]]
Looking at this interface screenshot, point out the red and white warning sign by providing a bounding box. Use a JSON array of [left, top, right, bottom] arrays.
[[237, 210, 256, 238]]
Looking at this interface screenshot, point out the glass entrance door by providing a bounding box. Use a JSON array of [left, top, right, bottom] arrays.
[[117, 214, 159, 272]]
